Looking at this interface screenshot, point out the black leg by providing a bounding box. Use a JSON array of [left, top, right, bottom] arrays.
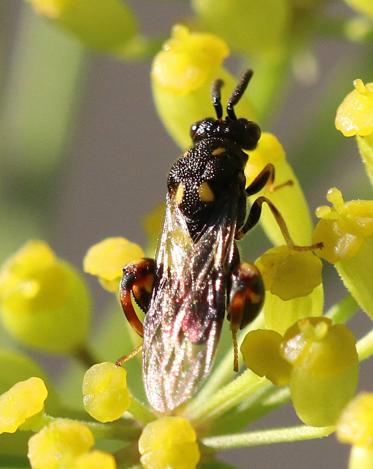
[[245, 163, 275, 196]]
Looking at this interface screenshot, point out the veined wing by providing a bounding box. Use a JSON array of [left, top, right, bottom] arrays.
[[143, 193, 237, 413]]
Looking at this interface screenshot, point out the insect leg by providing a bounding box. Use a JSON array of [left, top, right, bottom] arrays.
[[119, 258, 157, 338], [236, 196, 322, 251], [227, 262, 265, 372], [245, 163, 293, 196], [245, 163, 275, 196]]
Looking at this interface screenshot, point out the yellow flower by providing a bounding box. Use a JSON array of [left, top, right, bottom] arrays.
[[281, 318, 359, 426], [82, 362, 130, 423], [256, 245, 323, 333], [0, 241, 90, 353], [335, 79, 373, 137], [28, 419, 94, 469], [152, 25, 255, 149], [0, 377, 47, 434], [313, 188, 373, 319], [337, 393, 373, 469], [27, 0, 138, 53], [83, 237, 144, 292], [139, 416, 200, 469]]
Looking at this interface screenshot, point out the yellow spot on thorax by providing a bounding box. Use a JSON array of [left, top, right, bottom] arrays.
[[212, 147, 226, 156], [175, 184, 184, 204], [198, 182, 215, 202]]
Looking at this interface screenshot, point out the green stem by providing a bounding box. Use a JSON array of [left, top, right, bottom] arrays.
[[357, 328, 373, 361], [186, 370, 268, 425], [326, 295, 359, 324], [127, 394, 155, 425], [210, 386, 290, 435], [201, 425, 335, 450]]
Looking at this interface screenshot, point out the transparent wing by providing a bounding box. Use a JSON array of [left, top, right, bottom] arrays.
[[143, 193, 238, 413]]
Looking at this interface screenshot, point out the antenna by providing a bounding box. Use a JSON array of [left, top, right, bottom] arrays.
[[211, 78, 224, 120], [227, 69, 253, 120]]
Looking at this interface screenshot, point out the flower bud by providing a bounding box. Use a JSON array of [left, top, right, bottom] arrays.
[[152, 25, 255, 149], [82, 362, 130, 422], [0, 377, 47, 434], [281, 317, 359, 426], [28, 419, 94, 469], [313, 188, 373, 319], [0, 241, 90, 353], [139, 416, 200, 469], [83, 237, 144, 292], [256, 245, 323, 333], [27, 0, 138, 53]]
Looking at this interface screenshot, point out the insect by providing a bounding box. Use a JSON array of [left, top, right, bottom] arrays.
[[119, 70, 303, 414]]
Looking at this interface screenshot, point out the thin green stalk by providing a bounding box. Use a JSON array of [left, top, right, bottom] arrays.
[[186, 370, 268, 424], [35, 413, 140, 441], [201, 425, 335, 450], [210, 386, 290, 435], [326, 295, 359, 323], [127, 394, 155, 425], [357, 328, 373, 362]]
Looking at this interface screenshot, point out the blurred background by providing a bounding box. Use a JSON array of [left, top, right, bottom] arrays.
[[0, 1, 372, 467]]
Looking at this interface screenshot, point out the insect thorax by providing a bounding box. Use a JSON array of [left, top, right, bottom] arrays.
[[167, 137, 248, 240]]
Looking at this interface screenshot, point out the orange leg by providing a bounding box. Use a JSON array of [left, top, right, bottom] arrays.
[[119, 258, 156, 338], [227, 262, 265, 372]]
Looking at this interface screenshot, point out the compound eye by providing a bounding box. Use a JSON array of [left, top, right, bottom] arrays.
[[190, 121, 201, 140], [240, 119, 261, 150]]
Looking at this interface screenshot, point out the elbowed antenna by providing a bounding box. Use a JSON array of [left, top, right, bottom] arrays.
[[227, 69, 254, 121], [211, 78, 224, 120]]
